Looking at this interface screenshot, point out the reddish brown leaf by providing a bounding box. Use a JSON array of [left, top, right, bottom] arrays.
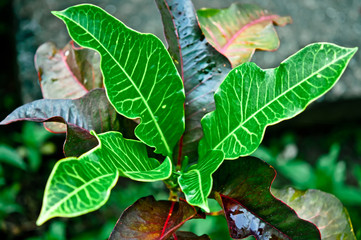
[[213, 157, 321, 240], [109, 196, 200, 240], [169, 231, 210, 240]]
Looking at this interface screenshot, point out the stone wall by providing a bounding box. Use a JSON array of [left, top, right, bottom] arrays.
[[14, 0, 361, 103]]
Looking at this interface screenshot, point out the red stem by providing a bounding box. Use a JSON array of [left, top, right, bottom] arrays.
[[176, 134, 184, 170], [160, 201, 176, 238]]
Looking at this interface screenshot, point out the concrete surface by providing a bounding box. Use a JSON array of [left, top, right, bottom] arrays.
[[13, 0, 361, 103]]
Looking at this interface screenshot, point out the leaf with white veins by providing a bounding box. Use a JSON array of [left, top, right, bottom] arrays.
[[178, 150, 224, 211], [200, 43, 357, 159], [53, 4, 185, 157], [37, 131, 172, 225]]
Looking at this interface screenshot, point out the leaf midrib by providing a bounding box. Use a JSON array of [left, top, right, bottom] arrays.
[[220, 15, 280, 53], [213, 47, 352, 152], [58, 11, 172, 156], [41, 172, 115, 221]]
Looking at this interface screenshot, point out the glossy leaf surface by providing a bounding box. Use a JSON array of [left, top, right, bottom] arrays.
[[201, 43, 357, 159], [155, 0, 231, 161], [109, 196, 197, 240], [273, 188, 356, 240], [213, 157, 321, 240], [54, 4, 185, 157], [197, 3, 291, 67], [0, 89, 120, 157], [178, 150, 224, 211], [37, 132, 172, 225]]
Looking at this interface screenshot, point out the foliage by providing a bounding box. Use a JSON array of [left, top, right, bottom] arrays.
[[254, 138, 361, 205], [273, 188, 356, 239], [1, 0, 358, 239]]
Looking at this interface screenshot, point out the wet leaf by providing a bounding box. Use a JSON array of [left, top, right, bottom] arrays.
[[273, 188, 356, 240], [197, 3, 291, 67], [53, 4, 185, 157], [213, 157, 321, 240], [0, 89, 121, 157], [37, 132, 172, 225], [155, 0, 231, 161], [109, 196, 198, 240], [200, 43, 357, 159]]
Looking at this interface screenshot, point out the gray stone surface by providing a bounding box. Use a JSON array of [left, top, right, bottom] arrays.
[[14, 0, 361, 103]]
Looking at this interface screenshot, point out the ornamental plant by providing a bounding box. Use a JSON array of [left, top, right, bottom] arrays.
[[1, 0, 358, 239]]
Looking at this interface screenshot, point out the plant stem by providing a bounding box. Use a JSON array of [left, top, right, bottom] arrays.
[[176, 135, 184, 171], [205, 210, 224, 216]]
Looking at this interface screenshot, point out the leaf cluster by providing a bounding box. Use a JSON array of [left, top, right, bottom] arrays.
[[0, 0, 358, 239]]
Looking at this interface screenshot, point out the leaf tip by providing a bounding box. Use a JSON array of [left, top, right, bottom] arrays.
[[51, 10, 61, 18], [36, 212, 48, 226]]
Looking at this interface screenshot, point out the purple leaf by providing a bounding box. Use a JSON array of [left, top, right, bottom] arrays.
[[109, 196, 200, 240], [0, 89, 122, 157], [213, 157, 321, 240], [155, 0, 232, 162]]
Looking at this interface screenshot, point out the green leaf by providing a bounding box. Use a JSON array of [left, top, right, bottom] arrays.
[[36, 158, 118, 226], [53, 4, 185, 157], [201, 43, 357, 159], [109, 196, 199, 240], [155, 0, 231, 161], [213, 157, 321, 240], [273, 188, 356, 240], [0, 144, 26, 170], [0, 183, 23, 218], [94, 131, 172, 182], [37, 131, 172, 225], [178, 150, 224, 211], [197, 3, 291, 67]]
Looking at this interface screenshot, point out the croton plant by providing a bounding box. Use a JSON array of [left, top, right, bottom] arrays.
[[1, 0, 358, 239]]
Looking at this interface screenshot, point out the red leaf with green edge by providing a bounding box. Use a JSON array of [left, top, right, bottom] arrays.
[[273, 188, 356, 240], [155, 0, 231, 162], [169, 232, 210, 240], [212, 157, 321, 240], [0, 89, 124, 157], [197, 3, 291, 67], [109, 196, 201, 240], [35, 41, 103, 133]]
